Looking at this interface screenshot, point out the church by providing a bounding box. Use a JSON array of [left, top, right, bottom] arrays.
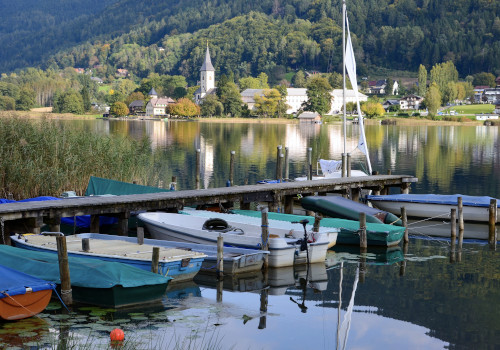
[[194, 44, 217, 104]]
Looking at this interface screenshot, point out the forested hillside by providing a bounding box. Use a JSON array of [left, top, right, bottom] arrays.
[[1, 0, 499, 80]]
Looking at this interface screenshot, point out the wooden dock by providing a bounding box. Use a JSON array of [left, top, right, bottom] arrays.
[[0, 174, 417, 243]]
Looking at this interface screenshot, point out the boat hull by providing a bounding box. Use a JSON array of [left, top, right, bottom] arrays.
[[0, 289, 52, 321], [139, 213, 298, 268]]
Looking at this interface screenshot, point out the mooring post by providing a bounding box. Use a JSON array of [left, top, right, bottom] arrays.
[[489, 199, 497, 248], [307, 147, 312, 180], [82, 238, 90, 252], [351, 188, 361, 202], [278, 154, 284, 182], [151, 247, 160, 273], [216, 278, 223, 303], [258, 269, 269, 329], [196, 148, 201, 189], [276, 145, 282, 181], [56, 236, 72, 306], [26, 217, 43, 235], [457, 196, 464, 237], [217, 234, 224, 278], [137, 227, 144, 245], [284, 146, 290, 181], [400, 182, 410, 194], [401, 207, 409, 244], [341, 153, 346, 178], [346, 153, 351, 177], [170, 176, 177, 191], [117, 211, 129, 236], [313, 213, 322, 232], [229, 150, 235, 186], [284, 195, 294, 214], [261, 208, 269, 270], [47, 214, 61, 233], [450, 208, 457, 241], [89, 215, 100, 233], [359, 212, 367, 250]]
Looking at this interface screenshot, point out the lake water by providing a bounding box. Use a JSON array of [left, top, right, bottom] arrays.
[[1, 119, 499, 349]]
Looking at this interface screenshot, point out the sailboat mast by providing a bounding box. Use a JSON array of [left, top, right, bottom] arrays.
[[342, 0, 347, 169]]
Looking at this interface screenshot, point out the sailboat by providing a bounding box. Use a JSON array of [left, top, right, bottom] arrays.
[[297, 4, 372, 181]]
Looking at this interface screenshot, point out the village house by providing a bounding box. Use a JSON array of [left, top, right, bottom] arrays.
[[382, 99, 400, 111], [145, 88, 175, 116], [329, 89, 368, 114], [365, 79, 399, 95], [297, 111, 321, 123], [128, 100, 144, 115], [399, 94, 424, 110], [116, 69, 129, 78]]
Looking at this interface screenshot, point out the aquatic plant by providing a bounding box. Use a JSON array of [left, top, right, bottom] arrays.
[[0, 115, 165, 199]]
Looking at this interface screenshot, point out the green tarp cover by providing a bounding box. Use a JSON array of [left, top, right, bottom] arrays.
[[231, 210, 405, 236], [0, 245, 170, 288], [85, 176, 171, 196]]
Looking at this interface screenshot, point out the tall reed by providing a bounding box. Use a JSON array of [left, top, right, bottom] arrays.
[[0, 115, 162, 199]]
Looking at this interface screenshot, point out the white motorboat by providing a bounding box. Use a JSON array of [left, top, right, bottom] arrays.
[[138, 211, 337, 268]]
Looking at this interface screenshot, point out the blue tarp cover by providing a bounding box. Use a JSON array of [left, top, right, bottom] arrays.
[[367, 194, 500, 208], [0, 264, 54, 299]]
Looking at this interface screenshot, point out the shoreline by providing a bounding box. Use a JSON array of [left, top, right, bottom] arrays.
[[0, 110, 487, 126]]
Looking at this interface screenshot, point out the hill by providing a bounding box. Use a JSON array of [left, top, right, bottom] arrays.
[[0, 0, 499, 80]]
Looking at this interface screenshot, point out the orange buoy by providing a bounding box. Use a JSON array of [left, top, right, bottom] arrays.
[[110, 328, 125, 342]]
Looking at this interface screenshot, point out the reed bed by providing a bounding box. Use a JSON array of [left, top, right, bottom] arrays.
[[0, 115, 162, 199]]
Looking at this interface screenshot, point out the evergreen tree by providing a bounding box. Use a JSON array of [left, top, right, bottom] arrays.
[[200, 94, 224, 117], [292, 71, 306, 88], [81, 86, 91, 112]]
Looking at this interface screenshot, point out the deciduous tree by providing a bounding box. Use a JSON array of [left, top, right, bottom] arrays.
[[425, 82, 441, 115], [361, 102, 385, 119], [168, 98, 200, 117], [304, 76, 332, 115], [110, 101, 129, 117]]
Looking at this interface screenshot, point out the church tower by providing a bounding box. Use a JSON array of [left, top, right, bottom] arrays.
[[200, 44, 215, 96]]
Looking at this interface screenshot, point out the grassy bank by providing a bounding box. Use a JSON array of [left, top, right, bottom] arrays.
[[0, 115, 160, 199]]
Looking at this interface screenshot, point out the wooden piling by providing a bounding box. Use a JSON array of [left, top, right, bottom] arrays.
[[82, 238, 90, 252], [284, 195, 294, 214], [196, 149, 201, 189], [313, 213, 322, 232], [151, 247, 160, 273], [457, 196, 464, 238], [401, 207, 409, 244], [359, 212, 367, 250], [307, 148, 312, 180], [89, 215, 99, 233], [117, 211, 129, 236], [56, 236, 72, 305], [47, 215, 61, 233], [489, 199, 497, 246], [217, 234, 224, 278], [346, 153, 351, 177], [341, 153, 346, 178], [278, 154, 284, 182], [216, 278, 223, 303], [450, 208, 457, 241], [276, 145, 282, 181], [137, 227, 144, 245], [229, 150, 236, 186], [261, 208, 269, 269], [284, 147, 290, 181]]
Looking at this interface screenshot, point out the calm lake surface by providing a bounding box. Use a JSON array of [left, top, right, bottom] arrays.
[[1, 120, 499, 349]]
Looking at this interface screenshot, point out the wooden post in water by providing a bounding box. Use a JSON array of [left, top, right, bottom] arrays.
[[284, 147, 290, 181], [261, 208, 269, 270], [137, 227, 144, 245], [56, 236, 72, 306], [488, 199, 497, 248], [196, 148, 201, 189], [307, 148, 313, 180], [117, 211, 129, 236], [401, 207, 409, 244], [229, 150, 236, 186], [341, 153, 346, 178], [457, 197, 464, 238], [82, 238, 90, 252], [401, 182, 410, 194], [278, 154, 284, 182], [450, 208, 457, 241], [346, 153, 351, 177], [90, 215, 99, 233], [216, 278, 223, 303], [351, 188, 360, 202], [313, 213, 322, 232], [151, 247, 160, 273], [276, 145, 282, 181], [48, 215, 61, 233], [359, 212, 367, 250], [217, 234, 224, 278], [258, 269, 269, 329]]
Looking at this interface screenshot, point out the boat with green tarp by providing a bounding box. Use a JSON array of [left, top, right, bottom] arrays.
[[0, 245, 171, 308], [231, 210, 405, 247]]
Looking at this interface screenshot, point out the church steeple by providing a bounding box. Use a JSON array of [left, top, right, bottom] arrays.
[[200, 42, 214, 72]]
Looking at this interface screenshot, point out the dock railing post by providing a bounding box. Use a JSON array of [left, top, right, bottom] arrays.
[[359, 212, 367, 250], [217, 234, 224, 278], [151, 247, 160, 273], [261, 208, 269, 270], [401, 207, 409, 244], [196, 148, 201, 190], [56, 236, 73, 306], [489, 199, 497, 249], [284, 147, 290, 181]]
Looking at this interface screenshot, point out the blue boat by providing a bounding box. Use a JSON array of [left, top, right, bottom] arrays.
[[11, 232, 206, 282], [0, 265, 55, 320], [0, 245, 171, 308]]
